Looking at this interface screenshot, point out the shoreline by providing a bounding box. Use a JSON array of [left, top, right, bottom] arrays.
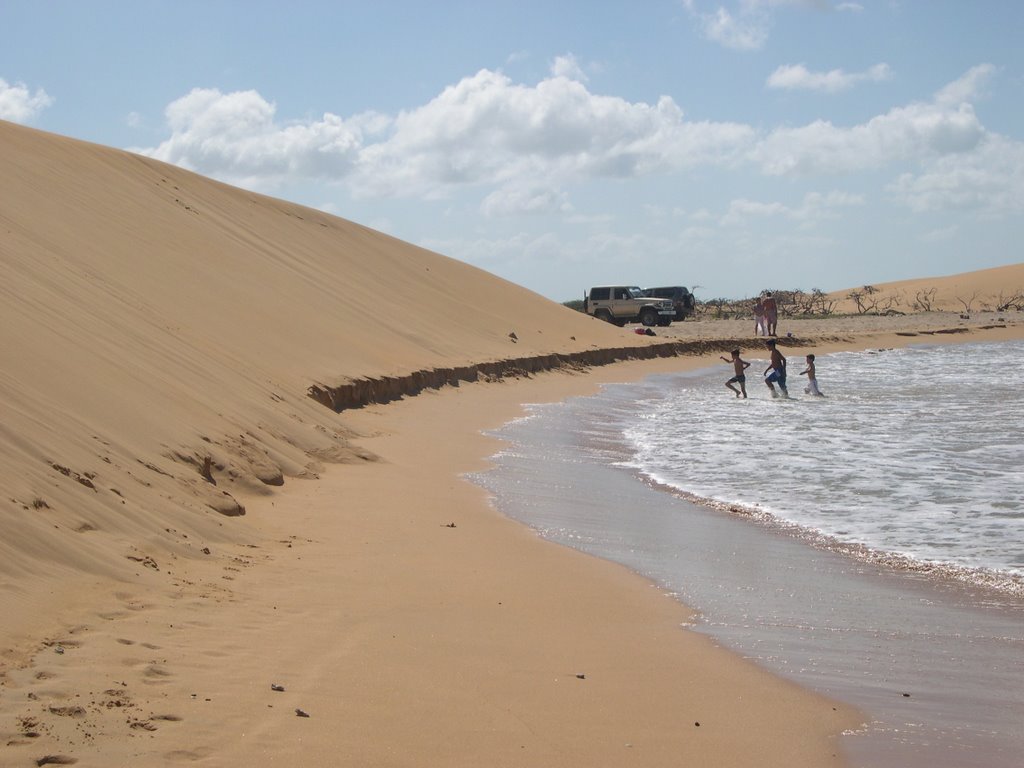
[[481, 406, 1024, 766], [641, 470, 1024, 599], [1, 316, 1021, 766], [472, 321, 1024, 767]]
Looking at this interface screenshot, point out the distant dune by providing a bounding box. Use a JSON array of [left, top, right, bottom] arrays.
[[829, 263, 1024, 314]]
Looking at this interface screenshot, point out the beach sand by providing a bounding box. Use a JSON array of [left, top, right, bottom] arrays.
[[474, 336, 1024, 767], [2, 118, 1023, 766]]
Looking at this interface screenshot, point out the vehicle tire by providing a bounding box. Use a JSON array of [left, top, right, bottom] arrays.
[[595, 309, 614, 324], [657, 317, 671, 327], [640, 308, 657, 327]]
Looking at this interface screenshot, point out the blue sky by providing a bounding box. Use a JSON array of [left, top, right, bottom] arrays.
[[3, 1, 1022, 302]]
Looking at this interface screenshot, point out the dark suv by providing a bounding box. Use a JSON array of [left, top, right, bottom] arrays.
[[642, 286, 696, 321]]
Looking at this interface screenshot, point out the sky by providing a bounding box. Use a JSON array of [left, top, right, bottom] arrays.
[[2, 1, 1022, 302]]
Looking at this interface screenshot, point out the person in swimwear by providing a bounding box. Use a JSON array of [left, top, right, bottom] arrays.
[[764, 339, 788, 398], [720, 348, 751, 398], [762, 291, 778, 336], [800, 353, 824, 396], [753, 298, 766, 336]]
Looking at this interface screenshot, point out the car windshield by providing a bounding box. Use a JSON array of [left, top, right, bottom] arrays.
[[627, 287, 644, 298]]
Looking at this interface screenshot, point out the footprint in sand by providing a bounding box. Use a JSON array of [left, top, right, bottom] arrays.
[[35, 756, 78, 766], [117, 638, 160, 649], [18, 715, 42, 738], [163, 746, 213, 762], [47, 705, 86, 718], [142, 664, 173, 684], [43, 638, 82, 651]]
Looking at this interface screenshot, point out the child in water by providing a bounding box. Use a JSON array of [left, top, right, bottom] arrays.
[[763, 339, 788, 398], [720, 349, 751, 398], [801, 354, 824, 396]]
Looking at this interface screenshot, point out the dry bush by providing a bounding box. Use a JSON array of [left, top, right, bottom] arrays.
[[994, 289, 1024, 312], [912, 287, 938, 311], [695, 288, 838, 319], [847, 285, 880, 314], [955, 291, 980, 313]]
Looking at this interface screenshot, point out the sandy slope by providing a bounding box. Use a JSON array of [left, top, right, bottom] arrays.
[[828, 263, 1024, 313], [0, 118, 637, 604], [2, 118, 1021, 766]]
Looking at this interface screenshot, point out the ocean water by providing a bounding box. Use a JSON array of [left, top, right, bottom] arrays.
[[622, 340, 1024, 590], [472, 340, 1024, 767]]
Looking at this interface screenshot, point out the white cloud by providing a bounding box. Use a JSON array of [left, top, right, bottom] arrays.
[[753, 63, 1020, 217], [767, 62, 891, 92], [424, 226, 708, 280], [422, 231, 574, 274], [934, 63, 996, 107], [643, 204, 690, 220], [480, 184, 573, 217], [836, 2, 863, 11], [720, 189, 863, 226], [0, 78, 53, 123], [550, 54, 588, 82], [135, 72, 754, 205], [702, 6, 770, 50], [565, 211, 614, 225], [918, 225, 958, 243], [722, 197, 789, 226], [888, 134, 1024, 215], [683, 0, 832, 51], [350, 68, 755, 199], [134, 64, 1014, 222], [798, 189, 865, 219], [133, 87, 384, 186], [752, 71, 988, 175]]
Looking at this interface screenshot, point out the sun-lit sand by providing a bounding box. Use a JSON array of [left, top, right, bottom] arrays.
[[2, 118, 1022, 766]]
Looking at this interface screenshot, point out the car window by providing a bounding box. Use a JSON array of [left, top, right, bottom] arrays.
[[614, 288, 630, 300], [590, 287, 610, 300], [651, 287, 681, 299]]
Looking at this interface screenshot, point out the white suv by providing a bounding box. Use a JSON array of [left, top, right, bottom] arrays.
[[584, 286, 676, 327]]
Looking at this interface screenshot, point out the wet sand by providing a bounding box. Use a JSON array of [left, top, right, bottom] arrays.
[[477, 390, 1024, 767], [0, 353, 860, 767], [466, 317, 1024, 767]]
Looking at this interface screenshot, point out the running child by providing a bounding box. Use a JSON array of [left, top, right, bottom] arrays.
[[720, 349, 751, 398], [800, 353, 824, 396], [763, 339, 788, 398]]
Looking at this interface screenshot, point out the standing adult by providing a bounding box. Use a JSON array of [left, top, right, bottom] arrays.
[[753, 298, 766, 336], [762, 292, 778, 337]]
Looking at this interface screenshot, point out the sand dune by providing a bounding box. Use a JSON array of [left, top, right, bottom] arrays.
[[828, 262, 1024, 314], [0, 119, 638, 591], [3, 118, 1021, 766]]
